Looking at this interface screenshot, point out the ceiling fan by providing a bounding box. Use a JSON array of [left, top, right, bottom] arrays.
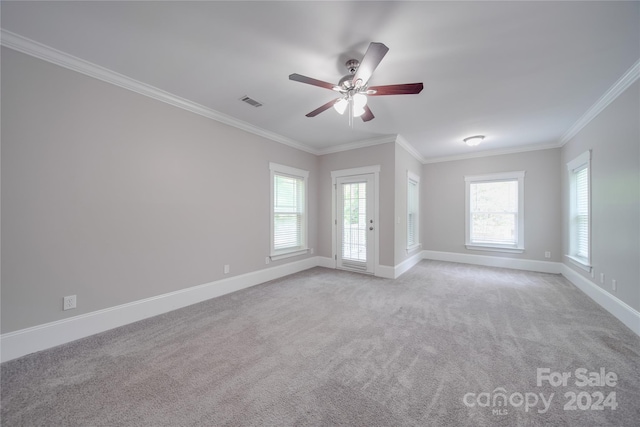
[[289, 42, 423, 123]]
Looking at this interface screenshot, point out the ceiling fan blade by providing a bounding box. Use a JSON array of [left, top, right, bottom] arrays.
[[305, 99, 338, 117], [352, 42, 389, 88], [289, 73, 336, 90], [361, 105, 375, 122], [368, 83, 424, 96]]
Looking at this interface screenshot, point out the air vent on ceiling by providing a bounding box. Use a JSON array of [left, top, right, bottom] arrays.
[[239, 95, 263, 108]]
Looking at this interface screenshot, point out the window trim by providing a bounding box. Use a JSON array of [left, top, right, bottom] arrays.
[[269, 162, 309, 261], [407, 170, 421, 252], [565, 150, 591, 272], [464, 171, 526, 253]]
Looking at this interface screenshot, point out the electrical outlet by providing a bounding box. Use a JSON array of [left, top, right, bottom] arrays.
[[63, 295, 77, 311], [544, 251, 551, 259], [224, 264, 230, 274], [612, 279, 617, 292], [600, 273, 605, 284], [310, 248, 314, 255], [265, 257, 270, 265]]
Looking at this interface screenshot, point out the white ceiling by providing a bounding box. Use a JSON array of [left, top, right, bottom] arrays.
[[2, 1, 639, 161]]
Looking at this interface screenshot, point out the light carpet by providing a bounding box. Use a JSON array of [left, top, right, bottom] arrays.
[[2, 261, 639, 426]]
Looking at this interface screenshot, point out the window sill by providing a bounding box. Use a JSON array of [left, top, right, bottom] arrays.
[[465, 244, 524, 254], [270, 248, 308, 261], [565, 255, 591, 272]]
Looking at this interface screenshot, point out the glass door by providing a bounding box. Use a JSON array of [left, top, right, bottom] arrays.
[[336, 174, 374, 274]]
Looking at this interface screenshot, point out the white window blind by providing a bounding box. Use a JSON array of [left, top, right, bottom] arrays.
[[273, 173, 304, 251], [269, 163, 308, 260], [575, 166, 589, 259], [407, 172, 420, 250], [566, 151, 591, 270], [469, 180, 518, 245]]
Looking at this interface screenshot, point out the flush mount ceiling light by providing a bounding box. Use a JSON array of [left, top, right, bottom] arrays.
[[464, 135, 485, 147]]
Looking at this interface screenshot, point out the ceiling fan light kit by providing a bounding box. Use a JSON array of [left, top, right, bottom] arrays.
[[289, 42, 424, 123], [464, 135, 485, 147], [332, 92, 367, 118], [333, 98, 348, 115]]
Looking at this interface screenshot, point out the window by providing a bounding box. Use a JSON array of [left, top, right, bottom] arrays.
[[465, 171, 525, 253], [269, 163, 309, 260], [407, 171, 420, 251], [566, 151, 591, 271]]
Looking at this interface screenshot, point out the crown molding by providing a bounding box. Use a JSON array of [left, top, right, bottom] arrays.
[[559, 58, 640, 146], [6, 29, 635, 162], [0, 29, 421, 160], [422, 142, 562, 164], [316, 134, 426, 163], [424, 59, 640, 164], [315, 134, 397, 155], [395, 134, 426, 164], [0, 29, 318, 155]]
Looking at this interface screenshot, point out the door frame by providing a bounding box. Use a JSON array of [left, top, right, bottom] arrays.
[[331, 165, 380, 275]]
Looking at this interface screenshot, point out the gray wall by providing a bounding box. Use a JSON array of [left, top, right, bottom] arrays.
[[561, 81, 640, 312], [422, 148, 562, 262], [4, 41, 636, 337], [395, 143, 423, 265], [1, 48, 319, 333], [317, 143, 396, 268]]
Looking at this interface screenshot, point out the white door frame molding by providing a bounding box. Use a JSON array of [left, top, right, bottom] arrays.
[[331, 165, 381, 276]]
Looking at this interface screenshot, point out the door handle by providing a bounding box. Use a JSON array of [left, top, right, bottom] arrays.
[[369, 227, 374, 231]]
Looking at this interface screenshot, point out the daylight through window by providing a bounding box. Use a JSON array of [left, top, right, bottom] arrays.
[[566, 151, 591, 270], [465, 171, 525, 253], [407, 171, 420, 250], [270, 163, 309, 260]]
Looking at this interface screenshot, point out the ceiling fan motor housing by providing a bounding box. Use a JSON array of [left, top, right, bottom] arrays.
[[339, 59, 360, 89], [338, 74, 354, 89], [345, 59, 359, 74]]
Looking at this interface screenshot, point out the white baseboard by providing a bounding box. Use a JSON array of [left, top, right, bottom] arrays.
[[1, 256, 320, 363], [5, 254, 636, 363], [316, 256, 335, 269], [393, 250, 425, 278], [561, 264, 640, 336], [422, 250, 562, 274], [315, 256, 396, 280], [375, 265, 395, 279], [421, 250, 639, 337]]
